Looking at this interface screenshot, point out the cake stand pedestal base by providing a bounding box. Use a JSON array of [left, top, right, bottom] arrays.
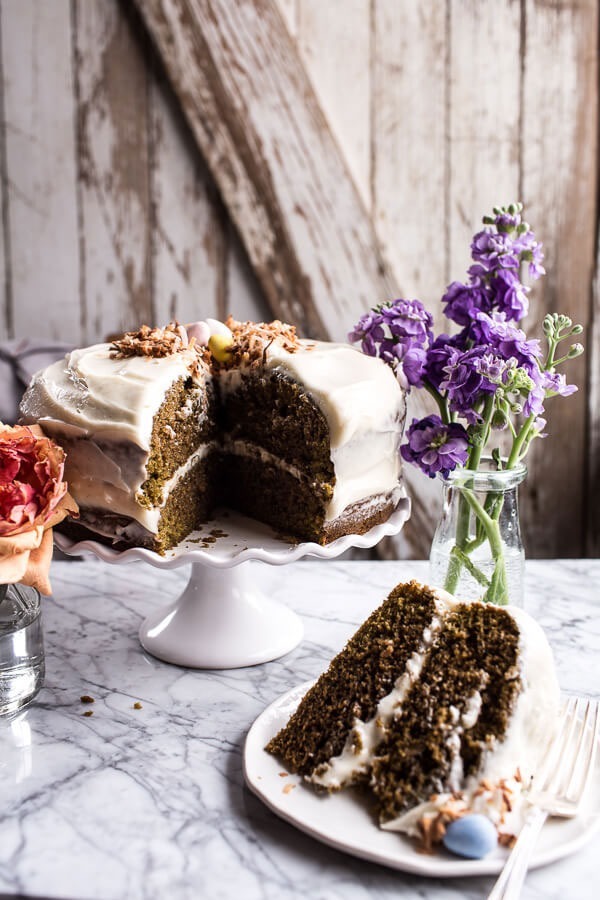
[[138, 561, 304, 669]]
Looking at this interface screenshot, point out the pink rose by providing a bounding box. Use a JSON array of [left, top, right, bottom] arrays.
[[0, 424, 78, 593]]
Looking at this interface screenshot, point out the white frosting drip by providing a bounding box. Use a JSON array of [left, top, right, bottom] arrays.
[[66, 442, 214, 532]]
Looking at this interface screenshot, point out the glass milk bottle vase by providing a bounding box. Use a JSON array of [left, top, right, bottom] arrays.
[[0, 582, 45, 715], [429, 459, 527, 606]]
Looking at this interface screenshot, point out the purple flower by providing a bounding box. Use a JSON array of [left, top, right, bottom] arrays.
[[514, 230, 545, 280], [347, 310, 384, 355], [542, 371, 577, 398], [522, 366, 546, 418], [348, 299, 433, 388], [440, 346, 502, 423], [471, 230, 520, 271], [401, 345, 429, 388], [495, 212, 521, 232], [401, 415, 469, 479], [441, 281, 490, 326], [488, 269, 529, 321], [472, 312, 541, 371], [378, 298, 433, 345], [425, 332, 469, 390]]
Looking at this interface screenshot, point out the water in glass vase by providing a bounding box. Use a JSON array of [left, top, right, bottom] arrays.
[[429, 460, 527, 607], [0, 583, 45, 715], [430, 539, 525, 606]]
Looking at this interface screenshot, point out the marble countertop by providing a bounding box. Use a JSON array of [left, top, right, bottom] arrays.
[[1, 558, 598, 900]]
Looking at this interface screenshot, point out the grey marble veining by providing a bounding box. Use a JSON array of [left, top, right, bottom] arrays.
[[0, 559, 599, 900]]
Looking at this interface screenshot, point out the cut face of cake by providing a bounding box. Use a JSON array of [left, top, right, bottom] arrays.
[[266, 581, 560, 850], [19, 318, 406, 551]]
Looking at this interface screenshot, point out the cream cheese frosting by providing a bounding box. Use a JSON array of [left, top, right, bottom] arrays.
[[20, 343, 205, 450], [20, 326, 406, 538]]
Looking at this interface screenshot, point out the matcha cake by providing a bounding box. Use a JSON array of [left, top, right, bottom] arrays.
[[20, 317, 406, 551], [266, 581, 559, 848]]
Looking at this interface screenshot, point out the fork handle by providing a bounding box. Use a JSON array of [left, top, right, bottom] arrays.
[[487, 806, 548, 900]]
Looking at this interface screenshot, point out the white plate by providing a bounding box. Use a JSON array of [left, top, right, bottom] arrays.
[[55, 498, 410, 569], [244, 682, 600, 878]]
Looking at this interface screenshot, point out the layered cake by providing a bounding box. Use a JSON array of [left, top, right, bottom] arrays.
[[19, 318, 406, 552], [266, 581, 559, 850]]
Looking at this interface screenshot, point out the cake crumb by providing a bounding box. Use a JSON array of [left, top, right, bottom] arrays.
[[279, 772, 288, 777], [82, 710, 94, 717], [133, 701, 143, 710], [283, 783, 296, 794], [80, 695, 95, 704]]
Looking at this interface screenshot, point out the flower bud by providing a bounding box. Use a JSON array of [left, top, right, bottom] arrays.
[[491, 408, 508, 430], [568, 343, 584, 358]]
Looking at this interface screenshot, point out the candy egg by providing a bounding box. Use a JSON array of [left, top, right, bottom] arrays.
[[442, 814, 497, 859], [206, 317, 233, 339], [208, 333, 234, 364], [185, 321, 211, 346]]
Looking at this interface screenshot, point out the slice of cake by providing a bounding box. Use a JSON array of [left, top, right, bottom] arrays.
[[19, 317, 406, 551], [266, 581, 559, 850]]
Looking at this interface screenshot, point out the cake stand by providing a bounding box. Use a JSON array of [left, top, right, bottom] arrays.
[[54, 497, 410, 670]]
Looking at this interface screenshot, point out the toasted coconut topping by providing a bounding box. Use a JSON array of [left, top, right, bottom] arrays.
[[110, 322, 208, 377], [111, 323, 193, 360], [213, 315, 303, 369]]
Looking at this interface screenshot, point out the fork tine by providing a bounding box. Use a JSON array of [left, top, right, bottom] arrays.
[[535, 696, 577, 793], [567, 699, 600, 803], [554, 697, 586, 797], [563, 699, 593, 799]]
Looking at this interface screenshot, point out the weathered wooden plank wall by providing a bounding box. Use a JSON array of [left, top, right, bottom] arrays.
[[0, 0, 597, 559]]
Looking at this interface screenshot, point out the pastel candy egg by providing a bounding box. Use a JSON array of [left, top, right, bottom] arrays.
[[208, 333, 234, 364], [206, 317, 233, 339], [442, 814, 497, 859], [186, 321, 211, 346]]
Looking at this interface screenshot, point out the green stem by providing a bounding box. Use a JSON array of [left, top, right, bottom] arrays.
[[423, 382, 451, 424], [443, 395, 496, 594], [461, 489, 509, 605], [507, 414, 535, 468]]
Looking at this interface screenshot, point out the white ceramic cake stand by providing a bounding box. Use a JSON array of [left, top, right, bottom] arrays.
[[54, 498, 410, 670]]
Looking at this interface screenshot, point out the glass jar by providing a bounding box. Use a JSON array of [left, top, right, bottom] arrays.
[[0, 583, 45, 715], [429, 459, 527, 606]]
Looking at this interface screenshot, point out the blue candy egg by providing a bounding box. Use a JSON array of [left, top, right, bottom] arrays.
[[442, 814, 497, 859]]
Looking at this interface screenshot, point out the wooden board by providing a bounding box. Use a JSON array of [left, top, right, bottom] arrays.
[[150, 67, 225, 326], [130, 0, 399, 343], [520, 0, 598, 559], [1, 0, 80, 343], [296, 0, 371, 209], [447, 0, 521, 284], [589, 232, 600, 556], [372, 0, 447, 321], [74, 0, 153, 342]]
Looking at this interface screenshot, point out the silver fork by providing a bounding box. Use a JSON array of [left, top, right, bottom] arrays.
[[488, 696, 599, 900]]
